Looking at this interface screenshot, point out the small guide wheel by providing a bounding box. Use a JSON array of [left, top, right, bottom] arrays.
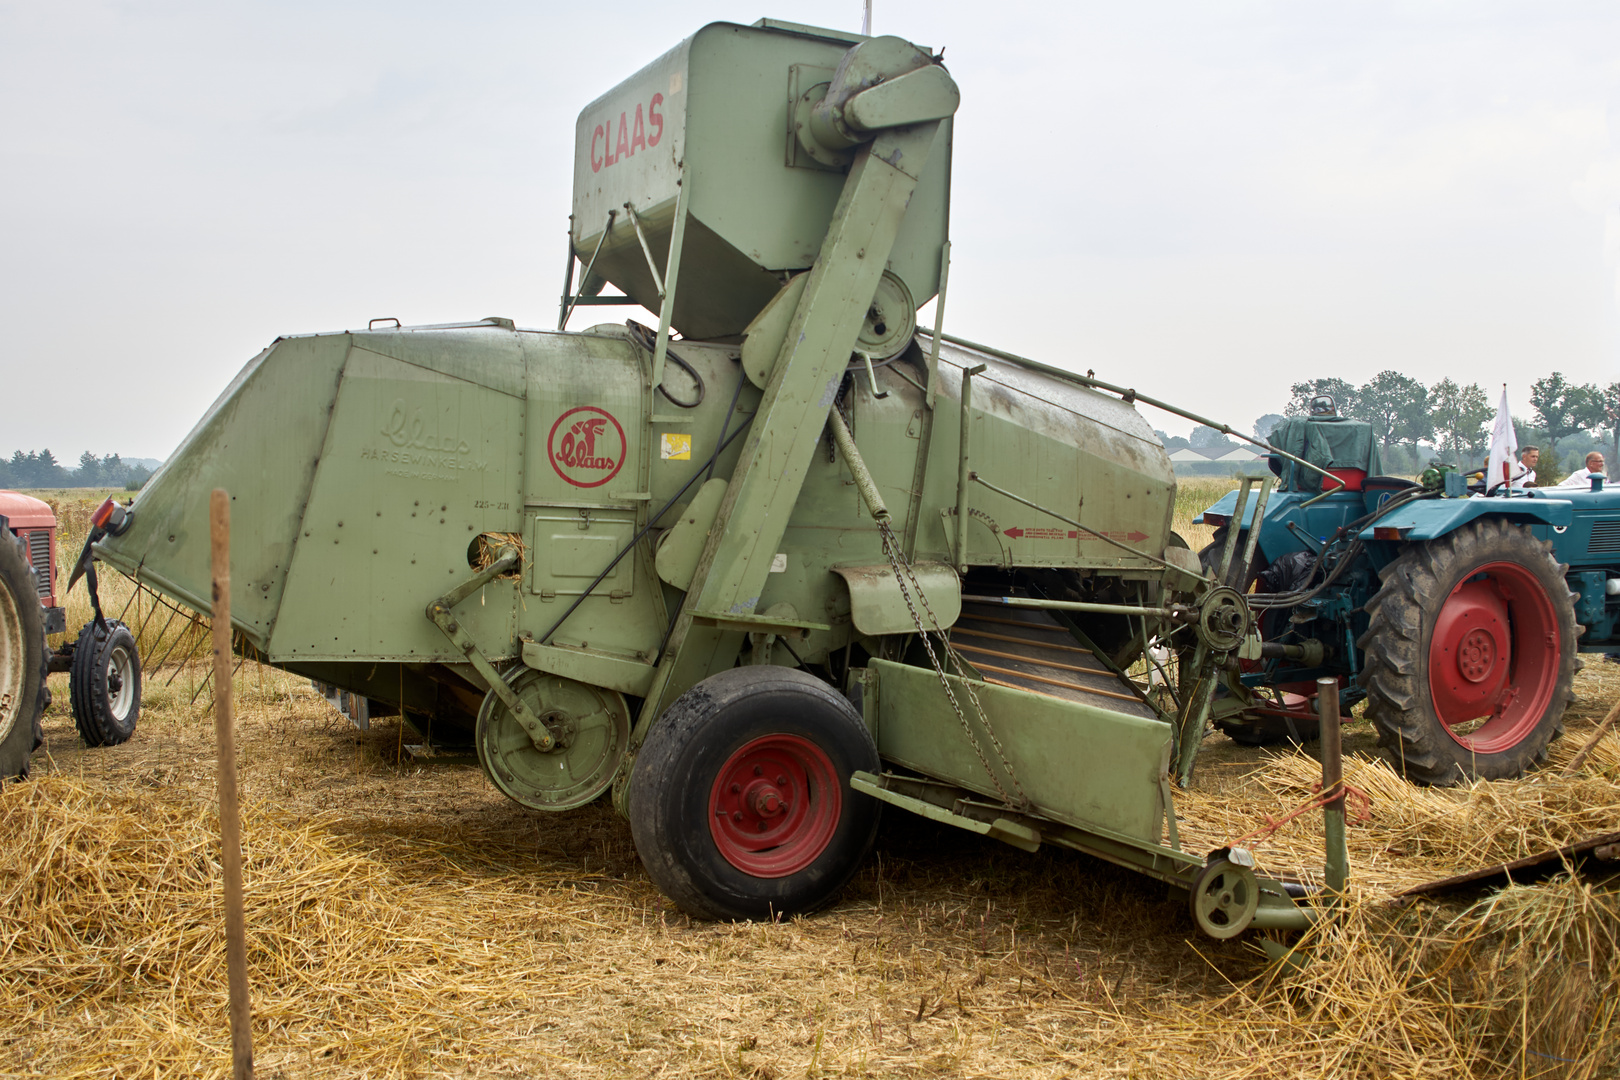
[[1189, 857, 1259, 940], [475, 669, 629, 811]]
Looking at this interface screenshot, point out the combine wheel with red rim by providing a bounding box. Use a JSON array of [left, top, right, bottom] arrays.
[[1358, 518, 1577, 784], [628, 666, 880, 921]]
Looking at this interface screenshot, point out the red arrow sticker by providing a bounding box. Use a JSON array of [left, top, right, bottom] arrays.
[[1003, 527, 1151, 543]]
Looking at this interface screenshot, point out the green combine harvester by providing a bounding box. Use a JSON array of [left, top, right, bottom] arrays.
[[49, 19, 1350, 942]]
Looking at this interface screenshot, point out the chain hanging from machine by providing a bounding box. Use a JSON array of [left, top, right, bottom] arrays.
[[875, 516, 1030, 812]]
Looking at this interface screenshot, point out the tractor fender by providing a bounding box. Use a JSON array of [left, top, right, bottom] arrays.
[[1355, 495, 1572, 542]]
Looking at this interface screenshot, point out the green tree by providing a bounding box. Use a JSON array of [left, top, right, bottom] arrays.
[[1530, 373, 1604, 454], [1252, 413, 1285, 440], [1155, 430, 1191, 452], [1603, 381, 1620, 475], [1190, 424, 1236, 449], [1428, 379, 1491, 465], [1286, 379, 1356, 417], [76, 451, 102, 487], [1356, 370, 1429, 450]]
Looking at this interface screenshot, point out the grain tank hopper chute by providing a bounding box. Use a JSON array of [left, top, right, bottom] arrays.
[[77, 18, 1340, 942]]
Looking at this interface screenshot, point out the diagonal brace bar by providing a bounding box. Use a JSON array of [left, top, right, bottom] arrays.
[[425, 550, 555, 751]]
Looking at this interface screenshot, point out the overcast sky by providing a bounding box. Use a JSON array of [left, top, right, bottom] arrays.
[[3, 0, 1617, 459]]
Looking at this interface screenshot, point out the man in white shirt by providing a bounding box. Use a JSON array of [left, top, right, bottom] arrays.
[[1557, 451, 1607, 488], [1487, 445, 1541, 493], [1516, 446, 1539, 486]]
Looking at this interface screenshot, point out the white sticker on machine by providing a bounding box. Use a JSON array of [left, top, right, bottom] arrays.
[[770, 553, 787, 573]]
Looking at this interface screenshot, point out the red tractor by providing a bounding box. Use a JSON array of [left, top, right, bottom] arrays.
[[1, 492, 142, 779]]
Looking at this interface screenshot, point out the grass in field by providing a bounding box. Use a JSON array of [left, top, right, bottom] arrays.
[[1170, 475, 1239, 552]]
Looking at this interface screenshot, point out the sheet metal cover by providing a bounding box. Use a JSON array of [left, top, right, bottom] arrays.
[[834, 562, 960, 636]]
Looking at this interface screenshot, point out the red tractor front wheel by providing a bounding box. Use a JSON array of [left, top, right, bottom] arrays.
[[1359, 519, 1577, 784]]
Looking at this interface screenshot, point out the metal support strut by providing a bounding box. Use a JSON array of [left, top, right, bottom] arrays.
[[426, 549, 555, 752]]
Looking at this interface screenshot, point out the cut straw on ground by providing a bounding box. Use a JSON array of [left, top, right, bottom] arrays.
[[4, 489, 1615, 1078]]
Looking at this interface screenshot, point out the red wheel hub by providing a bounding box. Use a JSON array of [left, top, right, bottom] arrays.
[[1428, 561, 1560, 755], [709, 734, 841, 878]]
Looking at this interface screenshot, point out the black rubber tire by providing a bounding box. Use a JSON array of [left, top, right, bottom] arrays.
[[628, 666, 881, 921], [70, 619, 141, 747], [1197, 528, 1266, 592], [1214, 712, 1320, 746], [1358, 519, 1576, 785], [0, 525, 48, 780]]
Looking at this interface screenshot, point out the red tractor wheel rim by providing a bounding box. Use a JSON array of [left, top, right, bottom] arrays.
[[709, 734, 841, 878], [1427, 561, 1560, 755]]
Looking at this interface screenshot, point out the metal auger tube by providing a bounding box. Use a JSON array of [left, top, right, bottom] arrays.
[[828, 410, 890, 524]]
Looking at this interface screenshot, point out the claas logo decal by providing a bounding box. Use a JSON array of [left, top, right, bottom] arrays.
[[548, 407, 627, 488]]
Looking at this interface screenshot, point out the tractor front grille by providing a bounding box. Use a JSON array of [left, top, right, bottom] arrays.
[[1591, 521, 1620, 556], [25, 529, 52, 598]]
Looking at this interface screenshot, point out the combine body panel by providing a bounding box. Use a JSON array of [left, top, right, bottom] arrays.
[[96, 323, 1177, 735], [75, 18, 1333, 939]]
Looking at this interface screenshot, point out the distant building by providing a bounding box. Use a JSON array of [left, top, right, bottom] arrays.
[[1167, 445, 1266, 473], [1168, 446, 1265, 463]]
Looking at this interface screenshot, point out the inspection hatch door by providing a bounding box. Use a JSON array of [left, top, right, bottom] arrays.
[[528, 509, 638, 597]]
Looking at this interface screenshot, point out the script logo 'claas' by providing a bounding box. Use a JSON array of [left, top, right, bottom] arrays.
[[548, 407, 628, 488]]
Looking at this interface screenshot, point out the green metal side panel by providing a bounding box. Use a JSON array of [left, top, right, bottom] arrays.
[[914, 350, 1175, 571], [520, 331, 650, 510], [354, 325, 528, 399], [517, 328, 667, 666], [866, 658, 1170, 845], [268, 346, 524, 662], [92, 334, 350, 647]]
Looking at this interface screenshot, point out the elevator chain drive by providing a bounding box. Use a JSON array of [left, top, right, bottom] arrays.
[[878, 519, 1030, 811]]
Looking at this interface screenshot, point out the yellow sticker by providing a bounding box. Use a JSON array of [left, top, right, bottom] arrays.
[[660, 433, 692, 461]]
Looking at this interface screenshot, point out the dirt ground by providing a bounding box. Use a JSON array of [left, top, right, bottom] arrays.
[[6, 649, 1619, 1078]]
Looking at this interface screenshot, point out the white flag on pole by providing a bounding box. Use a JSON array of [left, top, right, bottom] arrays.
[[1485, 385, 1517, 495]]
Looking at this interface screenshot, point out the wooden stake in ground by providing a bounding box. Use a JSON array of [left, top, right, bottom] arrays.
[[210, 489, 253, 1080]]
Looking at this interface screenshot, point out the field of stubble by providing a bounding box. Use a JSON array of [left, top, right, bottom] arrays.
[[3, 486, 1618, 1079]]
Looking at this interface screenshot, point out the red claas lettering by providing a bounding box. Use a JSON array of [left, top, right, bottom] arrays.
[[590, 94, 665, 172]]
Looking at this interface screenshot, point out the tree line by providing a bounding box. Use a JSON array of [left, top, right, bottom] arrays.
[[1, 450, 153, 491], [1157, 371, 1618, 479], [1283, 369, 1613, 466]]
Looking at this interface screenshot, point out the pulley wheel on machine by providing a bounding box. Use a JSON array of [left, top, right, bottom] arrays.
[[475, 668, 629, 811], [1196, 585, 1252, 654], [1189, 857, 1259, 940], [854, 271, 916, 361]]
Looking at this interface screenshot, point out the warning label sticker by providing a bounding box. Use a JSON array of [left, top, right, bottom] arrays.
[[660, 433, 692, 461]]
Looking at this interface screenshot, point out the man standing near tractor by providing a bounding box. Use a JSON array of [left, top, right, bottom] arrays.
[[1558, 451, 1607, 488]]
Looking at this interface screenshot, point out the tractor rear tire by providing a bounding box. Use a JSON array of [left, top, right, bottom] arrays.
[[70, 619, 141, 747], [0, 526, 48, 780], [1358, 518, 1576, 785], [628, 666, 881, 921]]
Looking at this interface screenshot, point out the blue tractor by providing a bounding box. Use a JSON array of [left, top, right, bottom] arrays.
[[1193, 409, 1618, 786]]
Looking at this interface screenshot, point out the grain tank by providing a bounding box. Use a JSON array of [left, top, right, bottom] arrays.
[[80, 19, 1327, 939]]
